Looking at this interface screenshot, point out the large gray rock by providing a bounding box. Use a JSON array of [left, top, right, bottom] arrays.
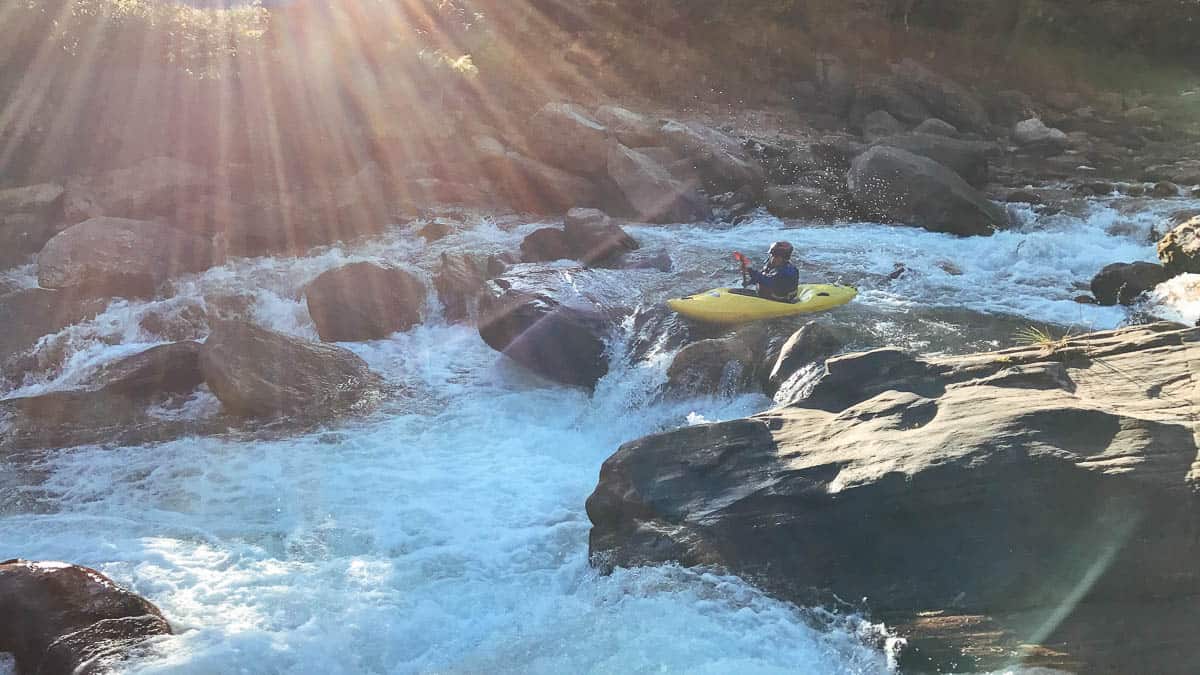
[[0, 560, 172, 675], [475, 136, 598, 214], [0, 183, 65, 267], [63, 156, 212, 224], [563, 208, 639, 265], [763, 185, 845, 221], [526, 103, 610, 176], [607, 143, 710, 223], [869, 133, 996, 187], [593, 105, 661, 147], [659, 121, 765, 194], [1157, 216, 1200, 275], [665, 325, 774, 397], [477, 272, 613, 389], [304, 262, 426, 342], [851, 76, 932, 126], [847, 146, 1008, 236], [1013, 118, 1069, 154], [1091, 262, 1172, 305], [38, 217, 215, 299], [199, 321, 384, 419], [588, 323, 1200, 673], [891, 59, 990, 132]]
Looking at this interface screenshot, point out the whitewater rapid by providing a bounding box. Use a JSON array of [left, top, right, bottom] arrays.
[[1, 194, 1196, 673]]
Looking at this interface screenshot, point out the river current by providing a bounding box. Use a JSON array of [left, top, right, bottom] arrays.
[[1, 195, 1197, 673]]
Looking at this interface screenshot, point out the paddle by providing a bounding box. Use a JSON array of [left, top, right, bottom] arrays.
[[733, 251, 750, 287]]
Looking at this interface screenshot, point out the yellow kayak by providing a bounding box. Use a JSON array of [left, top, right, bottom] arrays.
[[667, 285, 857, 324]]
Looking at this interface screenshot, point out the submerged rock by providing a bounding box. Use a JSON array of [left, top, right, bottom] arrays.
[[1090, 261, 1171, 305], [0, 560, 172, 675], [588, 323, 1200, 673], [304, 262, 426, 341], [200, 321, 383, 419]]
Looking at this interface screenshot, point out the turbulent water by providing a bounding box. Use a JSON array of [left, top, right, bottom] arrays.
[[1, 194, 1197, 674]]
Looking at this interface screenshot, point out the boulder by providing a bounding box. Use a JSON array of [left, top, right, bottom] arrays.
[[1090, 262, 1172, 305], [1157, 216, 1200, 275], [912, 118, 958, 137], [606, 143, 710, 223], [870, 133, 996, 187], [90, 341, 204, 397], [766, 322, 846, 396], [38, 217, 215, 299], [587, 323, 1200, 673], [1152, 181, 1180, 198], [851, 76, 932, 126], [475, 136, 598, 214], [520, 227, 574, 262], [987, 90, 1037, 127], [63, 156, 212, 224], [0, 560, 172, 675], [665, 325, 772, 396], [526, 103, 610, 176], [433, 253, 507, 323], [0, 288, 106, 362], [763, 185, 845, 221], [891, 59, 990, 132], [659, 121, 765, 194], [563, 208, 639, 265], [199, 320, 384, 419], [0, 387, 206, 451], [593, 105, 661, 147], [847, 146, 1009, 236], [862, 110, 906, 141], [138, 300, 208, 341], [0, 183, 65, 267], [1013, 118, 1069, 154], [478, 278, 612, 389], [304, 262, 426, 342]]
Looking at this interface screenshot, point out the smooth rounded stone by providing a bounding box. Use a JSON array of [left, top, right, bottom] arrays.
[[520, 227, 574, 262], [90, 341, 204, 397], [38, 217, 215, 299], [526, 103, 610, 176], [1157, 216, 1200, 275], [862, 109, 905, 141], [766, 321, 846, 396], [304, 262, 425, 342], [0, 559, 172, 675], [913, 118, 958, 137], [1013, 118, 1069, 154], [563, 208, 638, 265], [606, 143, 710, 223], [1119, 183, 1147, 197], [593, 105, 661, 147], [870, 133, 995, 187], [138, 300, 208, 341], [416, 220, 454, 242], [659, 120, 765, 194], [1090, 262, 1172, 305], [200, 320, 384, 419], [1152, 181, 1180, 198], [847, 146, 1008, 236], [433, 252, 506, 323], [665, 326, 772, 396]]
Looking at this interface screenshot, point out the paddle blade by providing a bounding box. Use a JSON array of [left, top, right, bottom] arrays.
[[732, 251, 748, 265]]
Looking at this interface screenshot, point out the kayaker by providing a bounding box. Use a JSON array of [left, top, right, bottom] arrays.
[[741, 241, 799, 302]]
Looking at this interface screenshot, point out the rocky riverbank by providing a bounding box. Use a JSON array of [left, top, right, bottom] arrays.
[[587, 321, 1200, 672]]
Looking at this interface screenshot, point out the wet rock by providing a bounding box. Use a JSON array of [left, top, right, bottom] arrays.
[[766, 322, 845, 396], [520, 227, 574, 262], [1152, 181, 1180, 197], [588, 323, 1200, 673], [862, 110, 905, 141], [0, 288, 107, 361], [665, 326, 773, 396], [1013, 118, 1069, 154], [1005, 190, 1043, 204], [617, 248, 673, 272], [1157, 216, 1200, 275], [1090, 262, 1172, 305], [563, 208, 639, 265], [870, 133, 995, 187], [0, 183, 65, 268], [1120, 183, 1147, 197], [199, 320, 384, 419], [0, 560, 172, 675], [304, 262, 425, 342], [606, 143, 710, 223], [38, 217, 215, 299], [891, 59, 990, 132], [91, 341, 204, 397], [593, 105, 661, 148], [433, 253, 506, 323], [763, 185, 845, 221], [847, 146, 1008, 236], [416, 220, 453, 242], [526, 103, 610, 176], [478, 278, 612, 389], [913, 118, 958, 137], [851, 76, 931, 126]]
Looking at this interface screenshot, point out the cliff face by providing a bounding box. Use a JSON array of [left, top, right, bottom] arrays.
[[587, 323, 1200, 672]]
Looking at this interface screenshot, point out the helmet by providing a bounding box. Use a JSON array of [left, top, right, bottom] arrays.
[[768, 241, 794, 259]]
